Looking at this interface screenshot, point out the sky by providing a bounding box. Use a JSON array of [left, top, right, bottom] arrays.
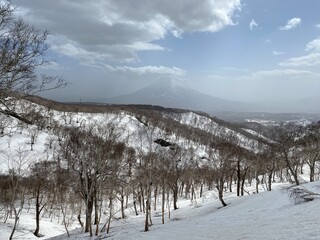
[[9, 0, 320, 110]]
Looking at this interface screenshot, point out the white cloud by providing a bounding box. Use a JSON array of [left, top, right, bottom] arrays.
[[279, 18, 301, 31], [272, 51, 285, 56], [49, 35, 167, 65], [315, 24, 320, 29], [280, 37, 320, 67], [49, 36, 107, 65], [279, 53, 320, 67], [305, 37, 320, 52], [249, 19, 258, 30], [249, 69, 314, 78], [12, 0, 241, 64], [39, 62, 64, 71], [106, 65, 186, 76]]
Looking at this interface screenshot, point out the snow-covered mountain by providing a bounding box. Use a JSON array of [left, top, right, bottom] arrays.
[[103, 78, 256, 112]]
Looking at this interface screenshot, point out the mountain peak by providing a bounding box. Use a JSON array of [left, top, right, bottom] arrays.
[[103, 78, 252, 112], [147, 78, 186, 90]]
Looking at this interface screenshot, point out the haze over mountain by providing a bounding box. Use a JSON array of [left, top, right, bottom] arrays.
[[290, 96, 320, 113], [102, 78, 320, 114], [103, 78, 258, 113]]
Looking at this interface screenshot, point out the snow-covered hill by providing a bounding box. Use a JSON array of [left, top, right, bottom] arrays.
[[0, 97, 318, 240], [0, 97, 265, 158]]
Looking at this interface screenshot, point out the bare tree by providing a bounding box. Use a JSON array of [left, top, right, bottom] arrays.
[[63, 125, 124, 237], [273, 124, 303, 185], [207, 140, 234, 207], [0, 112, 14, 136], [297, 124, 320, 182], [28, 126, 39, 151], [0, 2, 66, 123], [166, 146, 182, 211], [30, 160, 56, 237], [53, 159, 75, 238], [0, 146, 29, 240]]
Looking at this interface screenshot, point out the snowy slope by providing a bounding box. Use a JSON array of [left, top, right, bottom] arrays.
[[0, 99, 263, 172], [166, 111, 267, 151], [1, 170, 319, 240], [1, 98, 316, 240], [0, 113, 58, 174], [44, 180, 320, 240]]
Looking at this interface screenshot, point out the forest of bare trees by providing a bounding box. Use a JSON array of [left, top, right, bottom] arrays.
[[1, 96, 319, 238]]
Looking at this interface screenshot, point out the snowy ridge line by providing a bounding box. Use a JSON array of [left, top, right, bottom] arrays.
[[163, 111, 268, 152]]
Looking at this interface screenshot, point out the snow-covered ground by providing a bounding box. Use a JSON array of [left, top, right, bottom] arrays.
[[0, 179, 306, 239], [1, 100, 319, 240], [44, 180, 319, 240]]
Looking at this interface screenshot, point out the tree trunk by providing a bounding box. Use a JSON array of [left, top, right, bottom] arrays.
[[144, 199, 149, 232], [95, 195, 103, 236], [310, 164, 315, 182], [268, 172, 272, 191], [284, 152, 299, 185], [9, 208, 20, 240], [240, 168, 248, 196], [217, 179, 227, 207], [121, 197, 125, 219], [34, 189, 41, 237], [162, 182, 165, 224], [140, 184, 145, 213], [61, 205, 70, 238], [292, 170, 300, 186], [229, 175, 233, 192], [85, 197, 94, 235], [133, 200, 138, 216], [154, 187, 157, 211], [106, 197, 113, 234], [241, 177, 245, 196], [237, 159, 241, 196], [77, 208, 84, 228], [120, 188, 125, 219], [173, 185, 178, 210], [94, 190, 99, 225], [255, 173, 259, 194], [191, 183, 194, 201], [138, 194, 142, 213], [167, 191, 171, 219]]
